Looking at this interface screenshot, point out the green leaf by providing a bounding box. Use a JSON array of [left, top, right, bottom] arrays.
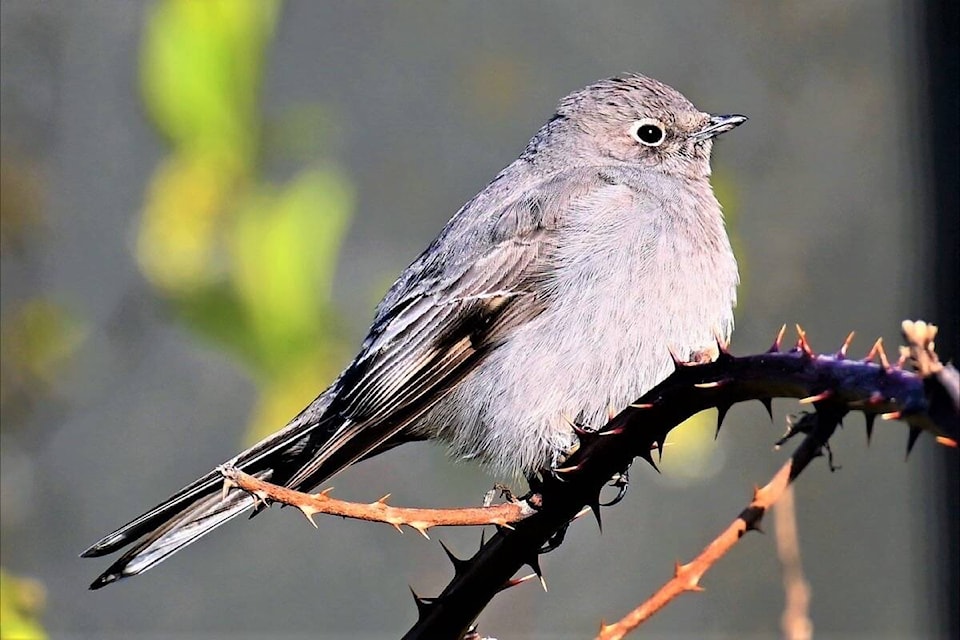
[[139, 0, 280, 163], [0, 569, 47, 640], [230, 167, 353, 373]]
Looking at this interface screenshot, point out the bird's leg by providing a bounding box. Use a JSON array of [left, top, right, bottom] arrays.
[[539, 522, 570, 554], [483, 483, 517, 505]]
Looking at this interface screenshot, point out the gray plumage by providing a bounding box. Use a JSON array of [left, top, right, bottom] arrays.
[[83, 73, 744, 588]]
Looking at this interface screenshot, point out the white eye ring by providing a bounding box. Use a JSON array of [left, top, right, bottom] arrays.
[[629, 118, 666, 147]]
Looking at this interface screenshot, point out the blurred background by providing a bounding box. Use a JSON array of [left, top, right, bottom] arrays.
[[1, 1, 956, 638]]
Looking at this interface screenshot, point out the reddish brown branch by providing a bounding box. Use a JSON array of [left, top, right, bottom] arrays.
[[596, 424, 827, 640], [595, 456, 816, 640], [219, 466, 535, 536]]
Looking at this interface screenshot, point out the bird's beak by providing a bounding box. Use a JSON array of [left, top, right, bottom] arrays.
[[691, 114, 748, 141]]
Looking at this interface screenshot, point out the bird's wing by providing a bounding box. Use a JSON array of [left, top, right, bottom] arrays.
[[279, 177, 567, 490]]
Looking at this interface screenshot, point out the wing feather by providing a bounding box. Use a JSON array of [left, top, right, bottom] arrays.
[[281, 226, 554, 490]]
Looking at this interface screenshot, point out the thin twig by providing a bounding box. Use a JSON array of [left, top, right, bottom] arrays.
[[219, 466, 536, 537], [596, 407, 841, 640]]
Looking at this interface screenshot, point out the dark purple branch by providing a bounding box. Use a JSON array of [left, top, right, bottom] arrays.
[[403, 340, 958, 639]]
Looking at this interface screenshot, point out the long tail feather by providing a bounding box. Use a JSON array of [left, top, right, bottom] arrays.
[[82, 387, 424, 589], [82, 394, 340, 587], [88, 474, 263, 589]]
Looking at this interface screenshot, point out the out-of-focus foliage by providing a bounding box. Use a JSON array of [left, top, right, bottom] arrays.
[[1, 152, 86, 430], [0, 102, 65, 640], [140, 1, 277, 162], [0, 300, 84, 428], [660, 410, 726, 483], [0, 569, 47, 640], [0, 160, 45, 254], [137, 0, 354, 441]]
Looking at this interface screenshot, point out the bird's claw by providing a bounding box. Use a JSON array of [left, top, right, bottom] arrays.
[[599, 465, 631, 507]]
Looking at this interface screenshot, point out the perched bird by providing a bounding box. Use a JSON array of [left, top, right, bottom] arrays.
[[83, 73, 744, 589]]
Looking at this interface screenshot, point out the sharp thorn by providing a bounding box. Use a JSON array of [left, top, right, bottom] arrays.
[[715, 403, 731, 439], [713, 328, 732, 356], [877, 343, 891, 369], [694, 380, 723, 389], [298, 506, 319, 529], [413, 525, 431, 540], [572, 422, 595, 438], [769, 324, 787, 353], [639, 448, 660, 473], [409, 587, 435, 616], [573, 505, 593, 520], [589, 497, 603, 533], [499, 573, 538, 592], [864, 337, 884, 363], [838, 331, 855, 358], [758, 398, 774, 422], [607, 404, 618, 421], [656, 438, 665, 461], [795, 324, 814, 356], [438, 539, 468, 573], [799, 390, 833, 405], [527, 555, 544, 580], [865, 413, 876, 444], [552, 463, 581, 474], [667, 345, 687, 368], [906, 427, 922, 458]]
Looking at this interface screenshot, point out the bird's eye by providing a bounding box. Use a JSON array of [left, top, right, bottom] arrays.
[[629, 119, 666, 147]]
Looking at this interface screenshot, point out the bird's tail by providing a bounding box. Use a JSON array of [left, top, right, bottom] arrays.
[[82, 400, 341, 590]]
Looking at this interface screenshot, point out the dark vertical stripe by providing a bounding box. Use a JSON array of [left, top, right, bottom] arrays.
[[920, 0, 959, 635]]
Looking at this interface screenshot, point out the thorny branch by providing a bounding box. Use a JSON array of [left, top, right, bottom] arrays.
[[221, 322, 957, 639], [596, 320, 957, 639], [219, 467, 536, 534], [402, 322, 957, 639]]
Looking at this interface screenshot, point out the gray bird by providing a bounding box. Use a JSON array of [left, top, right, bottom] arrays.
[[83, 73, 744, 588]]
